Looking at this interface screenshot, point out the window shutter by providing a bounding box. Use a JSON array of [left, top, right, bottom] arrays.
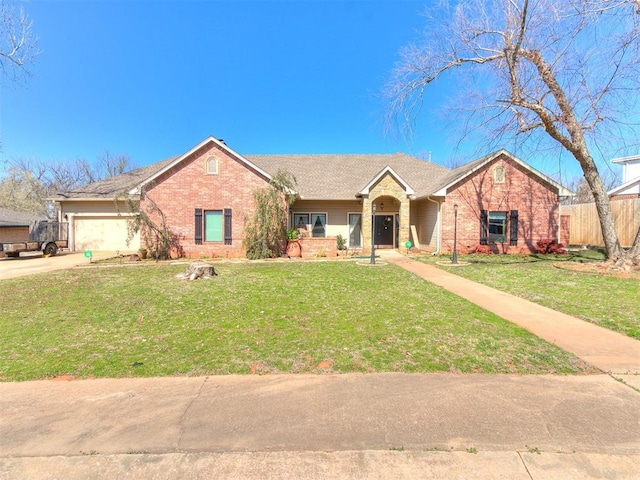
[[195, 208, 203, 245], [480, 210, 488, 245], [509, 210, 518, 246], [224, 208, 232, 245]]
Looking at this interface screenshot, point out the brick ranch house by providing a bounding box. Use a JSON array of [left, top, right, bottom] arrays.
[[54, 136, 572, 258]]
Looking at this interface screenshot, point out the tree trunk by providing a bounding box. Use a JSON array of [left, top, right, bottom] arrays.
[[175, 262, 218, 280], [580, 161, 623, 261]]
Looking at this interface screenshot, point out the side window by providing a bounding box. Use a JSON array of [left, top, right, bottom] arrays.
[[294, 213, 310, 231], [205, 210, 223, 242], [488, 211, 507, 243], [311, 213, 326, 238], [292, 213, 326, 238], [348, 213, 362, 247]]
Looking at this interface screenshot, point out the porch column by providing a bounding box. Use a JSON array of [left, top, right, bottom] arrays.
[[67, 213, 75, 252], [399, 197, 411, 248], [363, 198, 374, 254]]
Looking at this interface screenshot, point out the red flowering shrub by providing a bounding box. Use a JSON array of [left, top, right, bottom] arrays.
[[473, 244, 493, 254], [535, 239, 567, 254]]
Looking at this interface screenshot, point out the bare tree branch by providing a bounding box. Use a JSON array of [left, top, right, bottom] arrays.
[[0, 0, 40, 83]]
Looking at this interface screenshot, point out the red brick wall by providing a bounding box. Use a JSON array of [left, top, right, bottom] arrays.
[[440, 154, 560, 254], [141, 142, 270, 258], [299, 237, 337, 258]]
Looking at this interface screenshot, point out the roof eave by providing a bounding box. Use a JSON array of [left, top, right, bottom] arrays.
[[608, 176, 640, 196], [611, 155, 640, 164], [52, 195, 140, 202]]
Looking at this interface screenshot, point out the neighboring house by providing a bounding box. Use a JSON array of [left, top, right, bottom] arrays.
[[53, 136, 572, 257], [0, 208, 46, 243], [608, 155, 640, 200]]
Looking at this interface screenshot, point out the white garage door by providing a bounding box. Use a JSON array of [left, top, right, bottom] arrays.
[[74, 217, 140, 252]]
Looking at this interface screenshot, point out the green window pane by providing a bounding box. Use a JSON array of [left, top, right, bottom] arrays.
[[205, 211, 223, 242]]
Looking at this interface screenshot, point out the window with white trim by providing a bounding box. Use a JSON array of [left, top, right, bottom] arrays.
[[348, 213, 362, 247], [292, 212, 327, 238]]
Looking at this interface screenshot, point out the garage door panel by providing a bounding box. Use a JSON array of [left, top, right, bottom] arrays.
[[74, 217, 140, 252]]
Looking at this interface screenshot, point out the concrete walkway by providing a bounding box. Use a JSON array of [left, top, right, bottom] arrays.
[[1, 251, 639, 479], [383, 251, 640, 381]]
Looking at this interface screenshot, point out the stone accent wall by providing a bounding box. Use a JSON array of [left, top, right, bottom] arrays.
[[365, 173, 411, 251], [142, 142, 270, 258], [440, 154, 560, 254]]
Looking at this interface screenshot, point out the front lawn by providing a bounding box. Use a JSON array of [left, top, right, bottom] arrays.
[[0, 261, 595, 381], [418, 251, 640, 340]]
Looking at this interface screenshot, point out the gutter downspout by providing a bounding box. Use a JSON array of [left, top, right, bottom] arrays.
[[427, 196, 441, 255]]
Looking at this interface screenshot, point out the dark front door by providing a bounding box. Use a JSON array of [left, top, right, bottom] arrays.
[[374, 215, 394, 248]]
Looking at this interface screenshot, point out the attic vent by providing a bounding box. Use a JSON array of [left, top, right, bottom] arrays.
[[494, 166, 505, 184], [206, 156, 219, 175]]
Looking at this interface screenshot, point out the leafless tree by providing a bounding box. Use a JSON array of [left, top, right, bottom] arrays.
[[0, 0, 40, 83], [386, 0, 640, 266], [565, 169, 620, 204], [0, 153, 134, 216], [0, 165, 49, 216]]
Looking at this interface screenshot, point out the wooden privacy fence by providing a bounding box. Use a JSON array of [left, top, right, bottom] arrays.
[[560, 198, 640, 247]]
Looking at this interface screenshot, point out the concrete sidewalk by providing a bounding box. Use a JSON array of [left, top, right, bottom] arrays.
[[1, 374, 639, 479]]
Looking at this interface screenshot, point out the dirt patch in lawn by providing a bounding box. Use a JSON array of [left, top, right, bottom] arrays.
[[554, 262, 640, 280]]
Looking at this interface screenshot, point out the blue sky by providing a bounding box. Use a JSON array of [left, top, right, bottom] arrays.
[[0, 0, 621, 182]]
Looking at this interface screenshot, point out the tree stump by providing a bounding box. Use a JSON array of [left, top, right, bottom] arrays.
[[175, 262, 218, 280]]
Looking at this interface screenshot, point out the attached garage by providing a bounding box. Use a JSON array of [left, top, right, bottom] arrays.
[[73, 216, 140, 252]]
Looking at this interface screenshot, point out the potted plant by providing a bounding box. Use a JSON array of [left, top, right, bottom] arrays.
[[285, 228, 302, 258], [138, 247, 148, 259]]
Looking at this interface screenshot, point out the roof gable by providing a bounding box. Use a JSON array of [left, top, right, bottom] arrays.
[[429, 149, 573, 197], [132, 136, 272, 195], [358, 166, 415, 196]]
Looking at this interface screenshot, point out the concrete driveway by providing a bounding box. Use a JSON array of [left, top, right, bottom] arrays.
[[0, 251, 117, 280]]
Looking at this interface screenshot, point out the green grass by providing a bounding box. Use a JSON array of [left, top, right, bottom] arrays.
[[0, 261, 596, 381], [418, 251, 640, 340]]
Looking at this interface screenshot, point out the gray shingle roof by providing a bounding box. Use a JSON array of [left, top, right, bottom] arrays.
[[0, 208, 46, 227], [247, 153, 450, 200], [54, 156, 178, 200], [57, 144, 569, 202], [56, 152, 451, 201]]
